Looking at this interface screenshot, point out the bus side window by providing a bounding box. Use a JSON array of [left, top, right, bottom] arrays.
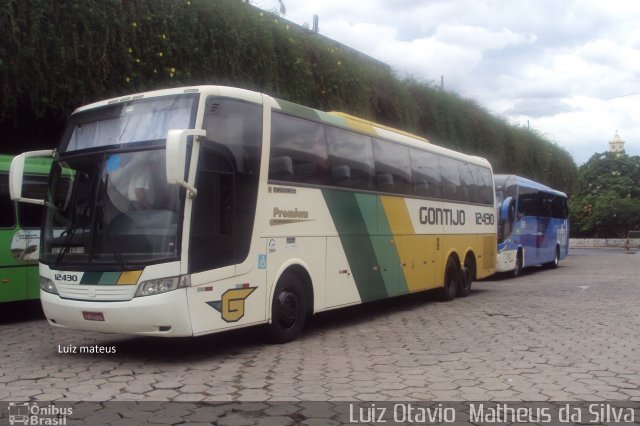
[[372, 138, 411, 195], [459, 162, 476, 203], [202, 98, 263, 178], [326, 127, 374, 190], [551, 195, 568, 218], [269, 112, 328, 185], [556, 195, 569, 219], [439, 156, 462, 201], [518, 188, 544, 217], [468, 165, 489, 205], [410, 149, 442, 198], [517, 192, 530, 217], [478, 167, 494, 205], [0, 174, 16, 228], [541, 195, 553, 218]]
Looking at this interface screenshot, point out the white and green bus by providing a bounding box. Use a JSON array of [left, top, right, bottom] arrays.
[[10, 86, 496, 342]]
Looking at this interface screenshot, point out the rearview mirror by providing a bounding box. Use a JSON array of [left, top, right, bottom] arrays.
[[10, 149, 55, 204], [165, 129, 206, 198]]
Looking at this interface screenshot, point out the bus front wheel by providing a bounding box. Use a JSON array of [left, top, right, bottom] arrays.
[[513, 250, 523, 277], [268, 273, 307, 344]]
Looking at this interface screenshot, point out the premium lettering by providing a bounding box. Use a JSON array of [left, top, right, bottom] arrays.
[[273, 207, 309, 219]]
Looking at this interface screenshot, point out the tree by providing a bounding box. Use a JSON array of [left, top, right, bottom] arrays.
[[570, 152, 640, 237]]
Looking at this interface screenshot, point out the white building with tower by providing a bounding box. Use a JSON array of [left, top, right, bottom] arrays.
[[609, 131, 626, 154]]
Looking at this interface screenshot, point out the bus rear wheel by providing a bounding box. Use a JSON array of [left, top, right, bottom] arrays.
[[544, 246, 560, 269], [268, 273, 307, 344], [458, 256, 475, 298], [440, 256, 460, 301]]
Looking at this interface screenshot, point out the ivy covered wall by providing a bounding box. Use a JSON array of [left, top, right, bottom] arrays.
[[0, 0, 576, 191]]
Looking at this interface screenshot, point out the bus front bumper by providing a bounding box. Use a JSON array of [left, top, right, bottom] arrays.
[[40, 289, 193, 337], [496, 249, 518, 273]]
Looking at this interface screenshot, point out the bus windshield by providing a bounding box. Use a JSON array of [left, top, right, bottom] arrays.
[[42, 148, 181, 268], [61, 94, 198, 153], [40, 93, 198, 268]]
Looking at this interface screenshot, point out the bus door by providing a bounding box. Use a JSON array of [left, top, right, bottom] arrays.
[[186, 100, 263, 333], [187, 144, 239, 334]]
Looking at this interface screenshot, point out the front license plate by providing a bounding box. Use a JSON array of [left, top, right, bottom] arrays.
[[82, 311, 105, 321]]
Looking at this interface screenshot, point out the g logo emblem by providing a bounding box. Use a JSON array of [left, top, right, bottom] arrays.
[[207, 287, 256, 322]]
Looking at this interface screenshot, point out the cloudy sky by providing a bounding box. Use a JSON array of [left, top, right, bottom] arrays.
[[253, 0, 640, 165]]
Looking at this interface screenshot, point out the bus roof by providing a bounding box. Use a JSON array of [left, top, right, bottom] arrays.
[[327, 112, 429, 143], [73, 86, 262, 113], [0, 154, 52, 175], [71, 85, 492, 170], [494, 174, 567, 198]]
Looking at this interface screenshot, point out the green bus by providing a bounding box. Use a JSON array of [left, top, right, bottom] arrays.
[[0, 154, 51, 303]]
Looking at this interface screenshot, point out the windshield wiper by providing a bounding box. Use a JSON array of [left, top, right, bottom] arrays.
[[54, 224, 81, 266], [53, 199, 93, 266]]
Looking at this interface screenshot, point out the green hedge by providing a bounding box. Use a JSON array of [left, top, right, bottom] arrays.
[[0, 0, 576, 192]]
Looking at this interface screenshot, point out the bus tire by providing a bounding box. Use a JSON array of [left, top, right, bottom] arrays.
[[440, 256, 460, 301], [268, 273, 307, 344], [512, 250, 523, 277], [544, 245, 560, 269], [458, 255, 475, 298]]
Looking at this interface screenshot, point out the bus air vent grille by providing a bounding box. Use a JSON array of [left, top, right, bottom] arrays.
[[56, 284, 136, 302]]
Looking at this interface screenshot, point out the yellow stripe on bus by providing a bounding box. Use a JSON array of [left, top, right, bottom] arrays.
[[340, 115, 377, 136], [380, 196, 427, 292], [380, 196, 413, 234], [117, 270, 143, 285]]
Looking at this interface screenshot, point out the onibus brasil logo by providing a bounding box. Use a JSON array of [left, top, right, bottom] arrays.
[[7, 402, 72, 425]]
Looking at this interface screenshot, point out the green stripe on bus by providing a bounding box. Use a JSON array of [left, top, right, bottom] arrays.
[[322, 190, 388, 302], [98, 272, 121, 285], [355, 194, 408, 297], [80, 272, 103, 285], [317, 110, 348, 127], [275, 99, 321, 122]]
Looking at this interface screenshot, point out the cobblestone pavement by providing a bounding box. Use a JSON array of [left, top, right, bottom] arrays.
[[1, 249, 638, 414]]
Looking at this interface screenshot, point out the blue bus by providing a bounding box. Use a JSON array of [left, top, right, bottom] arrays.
[[495, 175, 569, 276]]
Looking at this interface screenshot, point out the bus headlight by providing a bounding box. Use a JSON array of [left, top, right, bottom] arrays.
[[134, 275, 190, 297], [40, 276, 58, 295]]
